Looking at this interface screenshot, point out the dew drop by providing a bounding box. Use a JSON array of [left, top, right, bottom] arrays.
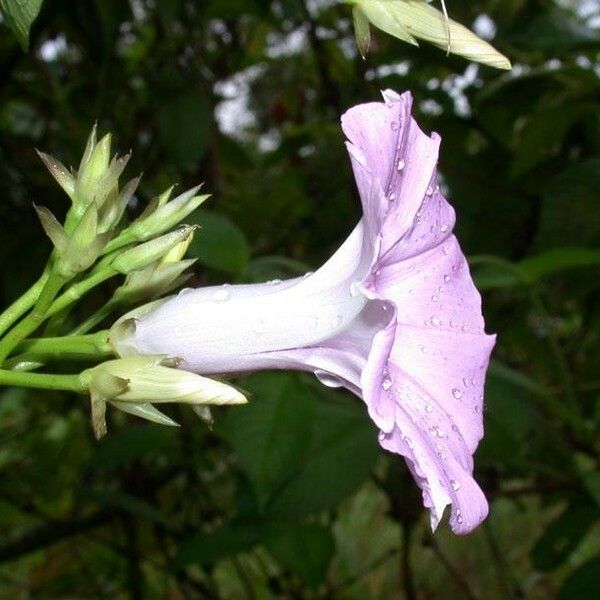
[[420, 345, 428, 354], [402, 435, 414, 449], [303, 271, 314, 279], [452, 388, 463, 400], [268, 278, 282, 285], [429, 426, 445, 438], [456, 510, 464, 525], [426, 186, 434, 196], [178, 287, 193, 296], [425, 404, 433, 413], [391, 121, 399, 131], [382, 376, 393, 391], [429, 316, 442, 327], [444, 274, 451, 283], [440, 224, 449, 233], [212, 286, 231, 302], [396, 159, 405, 171], [388, 192, 396, 201], [349, 280, 361, 297], [462, 377, 470, 387], [451, 480, 461, 492]]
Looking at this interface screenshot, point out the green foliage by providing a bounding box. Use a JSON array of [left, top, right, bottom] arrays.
[[0, 0, 43, 49]]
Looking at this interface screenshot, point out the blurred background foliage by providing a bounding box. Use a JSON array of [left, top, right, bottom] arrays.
[[0, 0, 599, 597]]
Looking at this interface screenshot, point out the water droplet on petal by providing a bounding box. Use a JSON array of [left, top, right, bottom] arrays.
[[429, 316, 442, 327], [396, 159, 405, 171], [426, 186, 434, 196], [462, 377, 470, 387], [303, 271, 314, 279], [451, 480, 461, 491], [402, 435, 414, 449], [456, 510, 464, 525], [425, 404, 433, 413], [212, 286, 231, 302], [452, 388, 463, 400], [382, 376, 393, 391], [390, 121, 399, 131], [429, 426, 445, 438], [440, 224, 449, 233], [420, 345, 428, 354], [388, 192, 396, 201], [178, 287, 193, 296], [444, 274, 450, 283], [268, 278, 282, 285]]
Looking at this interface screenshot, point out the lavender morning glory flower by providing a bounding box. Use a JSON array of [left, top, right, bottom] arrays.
[[112, 90, 495, 534]]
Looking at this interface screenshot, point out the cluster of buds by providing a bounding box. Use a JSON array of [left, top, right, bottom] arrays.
[[34, 126, 239, 436], [82, 355, 246, 439]]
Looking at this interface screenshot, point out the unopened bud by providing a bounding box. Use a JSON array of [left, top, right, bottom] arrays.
[[85, 356, 247, 407], [77, 133, 112, 202], [113, 258, 196, 305], [37, 151, 76, 198], [111, 226, 197, 274], [130, 185, 208, 241]]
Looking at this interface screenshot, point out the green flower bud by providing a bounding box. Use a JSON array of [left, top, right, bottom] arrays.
[[36, 151, 76, 198], [111, 226, 196, 274], [85, 355, 247, 408], [113, 258, 196, 306], [129, 185, 209, 241], [77, 133, 112, 202], [35, 202, 110, 278], [98, 174, 142, 234]]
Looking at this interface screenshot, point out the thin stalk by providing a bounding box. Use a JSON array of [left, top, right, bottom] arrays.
[[46, 268, 117, 318], [0, 369, 86, 393], [70, 302, 116, 336], [0, 271, 49, 338], [0, 272, 67, 364], [15, 331, 112, 358]]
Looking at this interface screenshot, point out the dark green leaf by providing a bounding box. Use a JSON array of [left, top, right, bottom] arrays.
[[156, 91, 210, 170], [90, 425, 178, 470], [264, 522, 335, 588], [176, 521, 263, 566], [188, 208, 250, 275], [559, 555, 600, 600], [532, 503, 599, 571], [268, 389, 378, 518], [0, 0, 43, 49], [216, 373, 316, 507]]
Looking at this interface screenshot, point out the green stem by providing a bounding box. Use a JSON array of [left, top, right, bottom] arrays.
[[0, 272, 49, 338], [15, 331, 112, 358], [0, 272, 67, 364], [0, 368, 86, 393], [46, 268, 117, 318], [70, 302, 116, 336]]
